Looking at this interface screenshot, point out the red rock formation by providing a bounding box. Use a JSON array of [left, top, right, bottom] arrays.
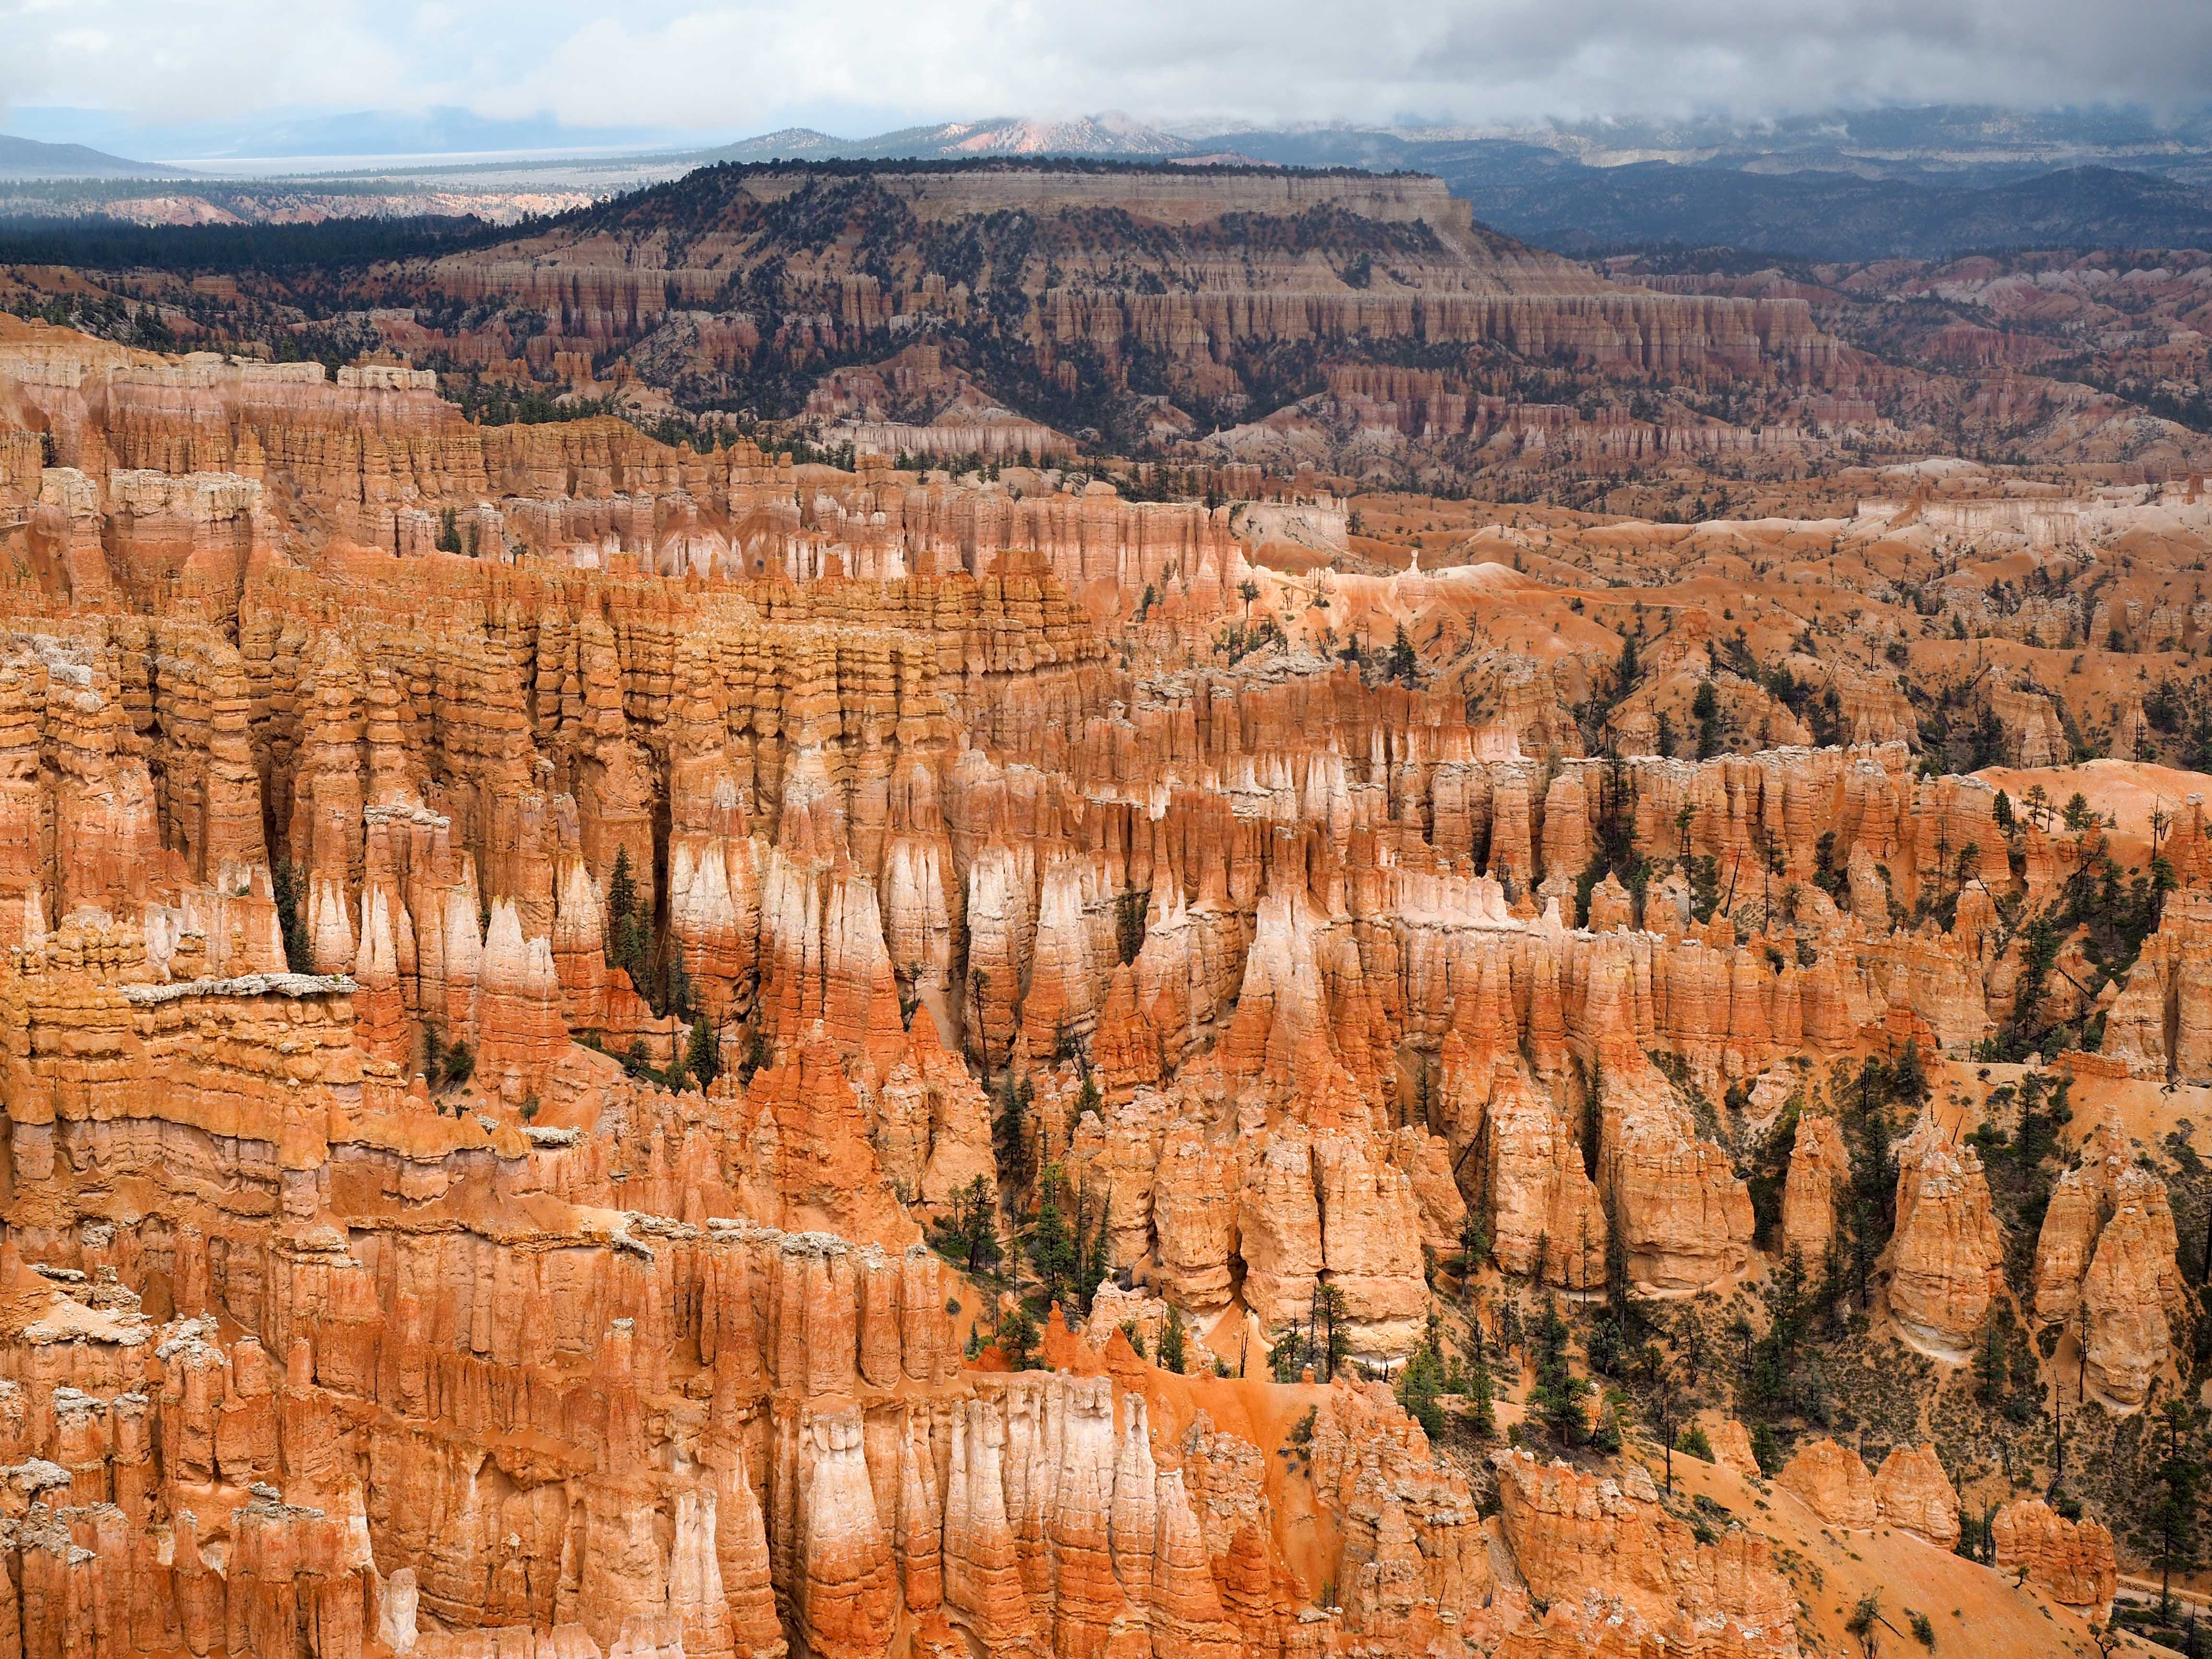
[[1492, 1449, 1796, 1654], [1993, 1499, 2117, 1618], [1882, 1116, 2005, 1359], [8, 310, 2209, 1659], [870, 1013, 997, 1207], [2105, 889, 2212, 1082], [1782, 1437, 1961, 1551], [2033, 1115, 2187, 1407], [1779, 1112, 1848, 1264], [1594, 1057, 1755, 1293], [1778, 1437, 1877, 1528], [1707, 1418, 1762, 1479], [1872, 1444, 1961, 1551], [475, 898, 567, 1100]]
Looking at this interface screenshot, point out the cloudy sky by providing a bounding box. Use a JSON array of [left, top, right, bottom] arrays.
[[6, 0, 2212, 149]]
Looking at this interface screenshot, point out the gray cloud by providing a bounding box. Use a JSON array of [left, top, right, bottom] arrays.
[[3, 0, 2209, 135]]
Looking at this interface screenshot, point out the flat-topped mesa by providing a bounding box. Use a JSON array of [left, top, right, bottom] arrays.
[[421, 162, 1841, 428]]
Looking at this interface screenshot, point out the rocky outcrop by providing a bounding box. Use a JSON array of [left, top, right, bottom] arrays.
[[1882, 1116, 2005, 1360], [1708, 1418, 1762, 1479], [1872, 1445, 1962, 1550], [1779, 1439, 1959, 1549], [2032, 1116, 2187, 1408], [2077, 1188, 2186, 1408], [1777, 1438, 1877, 1528], [1780, 1112, 1848, 1264], [2103, 888, 2212, 1083], [1992, 1499, 2117, 1618], [1594, 1058, 1755, 1293], [1492, 1449, 1798, 1655]]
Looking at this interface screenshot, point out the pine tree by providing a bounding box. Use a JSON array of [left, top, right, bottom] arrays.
[[1027, 1165, 1080, 1307], [1318, 1282, 1348, 1380], [608, 845, 637, 921], [1455, 1209, 1489, 1299], [1389, 623, 1418, 686], [1395, 1319, 1448, 1437], [2149, 1400, 2201, 1616], [1892, 1038, 1929, 1108], [1464, 1346, 1496, 1438], [664, 949, 695, 1022], [999, 1303, 1039, 1371], [271, 858, 313, 972], [685, 1017, 719, 1090], [968, 1177, 1003, 1277], [1693, 679, 1721, 760], [932, 1175, 1002, 1279], [1159, 1305, 1187, 1374], [1529, 1296, 1585, 1446], [994, 1070, 1031, 1193], [1973, 1312, 2009, 1410], [606, 846, 650, 989], [1750, 1421, 1782, 1475]]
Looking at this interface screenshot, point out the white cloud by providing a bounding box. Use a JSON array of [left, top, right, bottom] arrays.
[[4, 0, 2210, 133]]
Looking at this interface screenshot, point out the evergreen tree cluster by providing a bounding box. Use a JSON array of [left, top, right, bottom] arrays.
[[1528, 1296, 1591, 1446], [607, 846, 652, 993], [927, 1175, 1004, 1278], [604, 845, 698, 1022], [1270, 1282, 1350, 1383], [994, 1070, 1035, 1194], [271, 858, 313, 973]]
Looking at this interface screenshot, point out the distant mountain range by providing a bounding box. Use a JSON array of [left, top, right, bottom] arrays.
[[687, 114, 1199, 164], [2, 106, 706, 169], [1209, 105, 2212, 184], [1466, 158, 2212, 261], [684, 103, 2212, 183], [0, 134, 177, 180]]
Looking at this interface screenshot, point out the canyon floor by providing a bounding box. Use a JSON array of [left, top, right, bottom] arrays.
[[3, 160, 2212, 1659]]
